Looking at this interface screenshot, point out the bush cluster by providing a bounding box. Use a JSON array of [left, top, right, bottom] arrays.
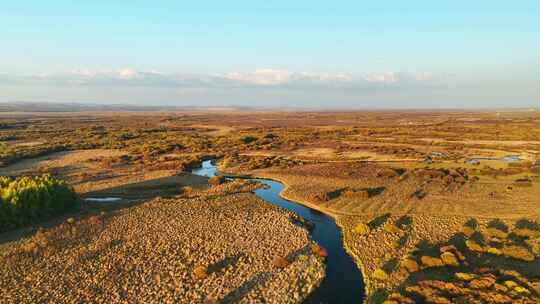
[[0, 175, 78, 232]]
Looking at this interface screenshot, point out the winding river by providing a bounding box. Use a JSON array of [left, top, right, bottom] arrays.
[[192, 160, 365, 304]]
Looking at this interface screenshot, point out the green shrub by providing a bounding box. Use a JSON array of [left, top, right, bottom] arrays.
[[0, 175, 78, 232]]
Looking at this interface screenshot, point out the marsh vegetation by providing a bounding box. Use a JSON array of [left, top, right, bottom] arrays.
[[1, 110, 540, 303]]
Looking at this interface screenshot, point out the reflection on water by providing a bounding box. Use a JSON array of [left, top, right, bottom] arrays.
[[466, 154, 523, 164], [192, 160, 365, 304], [191, 160, 216, 177]]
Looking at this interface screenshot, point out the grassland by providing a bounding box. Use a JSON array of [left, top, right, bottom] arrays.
[[2, 109, 540, 303], [0, 181, 325, 303]]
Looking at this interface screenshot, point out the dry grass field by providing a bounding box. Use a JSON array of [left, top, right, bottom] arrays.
[[2, 110, 540, 303]]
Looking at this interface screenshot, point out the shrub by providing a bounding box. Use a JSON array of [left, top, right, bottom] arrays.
[[383, 222, 402, 234], [486, 227, 508, 239], [420, 256, 444, 268], [469, 276, 496, 289], [353, 223, 370, 235], [341, 188, 369, 200], [208, 176, 226, 186], [487, 247, 503, 255], [455, 272, 477, 281], [182, 186, 194, 196], [0, 175, 78, 232], [440, 252, 459, 266], [311, 244, 328, 258], [400, 258, 419, 273], [440, 245, 465, 261], [193, 265, 208, 279], [514, 228, 540, 239], [372, 268, 389, 281], [463, 226, 475, 237], [501, 245, 535, 262], [465, 240, 485, 252], [272, 256, 289, 268]]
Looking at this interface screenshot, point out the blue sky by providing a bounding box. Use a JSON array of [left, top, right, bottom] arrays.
[[1, 1, 539, 108]]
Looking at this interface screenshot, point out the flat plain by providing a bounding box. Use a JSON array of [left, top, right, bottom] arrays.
[[1, 109, 540, 303]]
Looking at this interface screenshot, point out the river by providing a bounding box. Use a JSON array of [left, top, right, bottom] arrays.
[[192, 160, 365, 304]]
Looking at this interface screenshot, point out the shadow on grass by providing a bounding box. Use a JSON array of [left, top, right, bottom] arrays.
[[219, 272, 272, 303], [368, 213, 391, 230], [387, 230, 540, 303], [208, 254, 246, 275]]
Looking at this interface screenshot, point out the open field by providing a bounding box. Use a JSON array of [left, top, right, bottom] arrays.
[[0, 183, 324, 303], [2, 110, 540, 303]]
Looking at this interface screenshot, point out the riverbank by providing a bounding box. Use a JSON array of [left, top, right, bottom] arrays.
[[216, 162, 368, 303], [246, 164, 540, 302], [249, 173, 373, 300]]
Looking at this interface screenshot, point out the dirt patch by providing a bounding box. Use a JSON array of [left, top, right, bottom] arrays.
[[0, 149, 127, 176]]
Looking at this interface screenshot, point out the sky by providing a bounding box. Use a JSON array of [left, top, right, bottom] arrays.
[[1, 1, 539, 108]]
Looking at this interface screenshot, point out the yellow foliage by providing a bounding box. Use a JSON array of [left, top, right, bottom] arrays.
[[297, 254, 308, 262], [514, 228, 540, 238], [514, 286, 530, 294], [486, 227, 508, 239], [353, 223, 370, 235], [373, 268, 389, 281], [455, 272, 477, 281], [504, 280, 518, 289], [502, 245, 535, 262], [420, 256, 444, 268], [487, 247, 502, 255], [440, 252, 459, 266], [383, 222, 402, 234], [465, 240, 484, 252], [400, 258, 419, 273]]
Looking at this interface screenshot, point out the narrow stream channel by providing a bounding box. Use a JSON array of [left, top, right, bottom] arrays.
[[192, 160, 365, 304]]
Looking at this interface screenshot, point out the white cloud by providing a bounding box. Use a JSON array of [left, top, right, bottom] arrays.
[[0, 68, 448, 91], [364, 72, 400, 84], [225, 69, 292, 85]]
